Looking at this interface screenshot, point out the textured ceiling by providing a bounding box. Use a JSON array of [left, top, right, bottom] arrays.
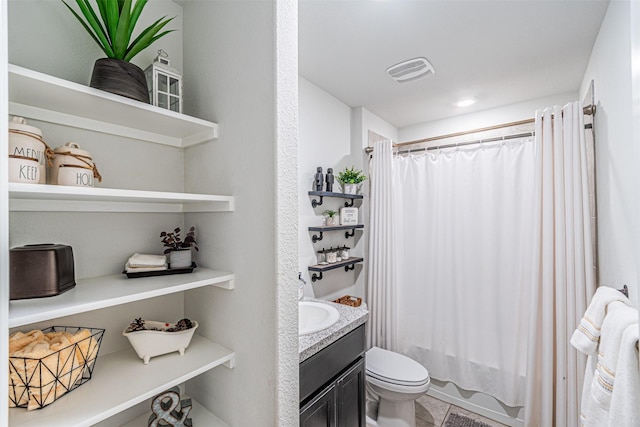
[[299, 0, 609, 129]]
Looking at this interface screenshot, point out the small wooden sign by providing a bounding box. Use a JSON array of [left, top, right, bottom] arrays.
[[340, 207, 359, 225]]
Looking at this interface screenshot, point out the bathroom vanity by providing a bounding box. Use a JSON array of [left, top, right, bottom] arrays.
[[299, 300, 368, 427]]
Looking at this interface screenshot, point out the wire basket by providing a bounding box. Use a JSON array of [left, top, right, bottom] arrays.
[[8, 326, 105, 410]]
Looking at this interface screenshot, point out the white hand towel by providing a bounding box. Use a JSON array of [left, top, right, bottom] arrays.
[[571, 286, 631, 355], [608, 323, 639, 427], [584, 303, 638, 427], [127, 253, 167, 268], [125, 262, 168, 273]]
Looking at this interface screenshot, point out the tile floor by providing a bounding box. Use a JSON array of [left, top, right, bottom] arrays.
[[415, 394, 509, 427]]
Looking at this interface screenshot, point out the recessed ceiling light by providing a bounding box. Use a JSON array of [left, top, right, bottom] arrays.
[[456, 99, 476, 107], [386, 57, 435, 83]]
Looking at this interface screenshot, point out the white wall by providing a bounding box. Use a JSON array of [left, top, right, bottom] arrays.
[[299, 77, 360, 299], [580, 0, 637, 300], [399, 92, 577, 143], [183, 1, 298, 425], [353, 106, 399, 147], [8, 0, 183, 87], [298, 79, 399, 301]]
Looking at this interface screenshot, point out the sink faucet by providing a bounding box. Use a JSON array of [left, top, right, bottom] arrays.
[[298, 272, 306, 301]]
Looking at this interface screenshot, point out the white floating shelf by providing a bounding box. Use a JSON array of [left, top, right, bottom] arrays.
[[9, 335, 234, 427], [9, 269, 234, 328], [121, 398, 230, 427], [8, 64, 218, 147], [9, 183, 234, 213]]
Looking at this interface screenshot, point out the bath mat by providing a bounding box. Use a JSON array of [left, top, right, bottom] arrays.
[[444, 412, 493, 427]]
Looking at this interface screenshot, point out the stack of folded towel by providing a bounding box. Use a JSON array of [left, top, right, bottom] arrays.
[[124, 253, 168, 273]]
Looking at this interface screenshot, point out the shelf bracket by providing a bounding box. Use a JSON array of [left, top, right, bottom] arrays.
[[311, 196, 324, 208], [344, 264, 355, 272], [344, 198, 355, 207], [345, 229, 356, 239], [311, 271, 323, 282], [224, 355, 236, 369], [312, 231, 324, 243]]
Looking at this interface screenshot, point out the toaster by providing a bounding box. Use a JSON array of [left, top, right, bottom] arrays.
[[10, 244, 76, 300]]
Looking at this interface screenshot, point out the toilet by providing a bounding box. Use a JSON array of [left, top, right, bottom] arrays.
[[365, 346, 430, 427]]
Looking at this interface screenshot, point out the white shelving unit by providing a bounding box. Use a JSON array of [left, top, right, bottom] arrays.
[[9, 269, 234, 328], [8, 65, 218, 147], [6, 66, 235, 426], [9, 335, 234, 427]]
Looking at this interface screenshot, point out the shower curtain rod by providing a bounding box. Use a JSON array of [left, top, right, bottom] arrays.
[[364, 104, 596, 154]]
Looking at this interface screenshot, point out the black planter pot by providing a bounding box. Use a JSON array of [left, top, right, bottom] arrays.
[[90, 58, 150, 104]]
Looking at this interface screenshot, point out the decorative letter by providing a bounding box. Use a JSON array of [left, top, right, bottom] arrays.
[[148, 386, 193, 427]]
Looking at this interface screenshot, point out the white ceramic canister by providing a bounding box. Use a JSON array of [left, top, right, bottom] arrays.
[[57, 165, 95, 187], [8, 116, 50, 184], [8, 155, 40, 183], [50, 142, 101, 187]]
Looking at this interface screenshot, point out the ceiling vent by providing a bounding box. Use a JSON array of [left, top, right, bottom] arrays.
[[386, 57, 435, 83]]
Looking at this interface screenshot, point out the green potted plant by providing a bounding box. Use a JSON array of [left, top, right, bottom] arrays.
[[323, 209, 339, 226], [336, 166, 367, 194], [62, 0, 175, 103], [160, 226, 198, 269]]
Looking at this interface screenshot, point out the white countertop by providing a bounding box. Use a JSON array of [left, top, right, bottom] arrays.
[[298, 298, 369, 362]]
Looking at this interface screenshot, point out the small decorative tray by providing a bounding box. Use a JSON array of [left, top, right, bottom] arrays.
[[333, 295, 362, 307], [123, 263, 197, 279]]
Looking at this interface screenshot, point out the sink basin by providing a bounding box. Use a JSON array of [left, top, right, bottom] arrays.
[[299, 301, 340, 336]]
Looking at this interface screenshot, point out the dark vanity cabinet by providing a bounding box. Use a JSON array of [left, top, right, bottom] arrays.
[[300, 325, 366, 427]]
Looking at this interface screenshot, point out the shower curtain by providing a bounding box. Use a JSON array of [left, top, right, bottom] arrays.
[[524, 102, 595, 426], [367, 140, 397, 350], [394, 137, 537, 407]]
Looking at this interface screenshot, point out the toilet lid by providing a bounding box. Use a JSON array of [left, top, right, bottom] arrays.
[[366, 346, 430, 386]]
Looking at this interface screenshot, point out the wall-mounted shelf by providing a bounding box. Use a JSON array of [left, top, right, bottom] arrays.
[[8, 335, 234, 427], [308, 191, 363, 208], [8, 64, 218, 147], [308, 224, 364, 242], [9, 183, 234, 213], [308, 257, 364, 282], [9, 269, 234, 328]]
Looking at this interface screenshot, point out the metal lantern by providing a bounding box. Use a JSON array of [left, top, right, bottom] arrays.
[[145, 50, 183, 113]]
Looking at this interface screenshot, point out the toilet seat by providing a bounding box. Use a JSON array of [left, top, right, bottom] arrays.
[[366, 346, 430, 388]]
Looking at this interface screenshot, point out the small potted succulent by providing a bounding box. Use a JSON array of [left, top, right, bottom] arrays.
[[160, 226, 198, 269], [336, 166, 367, 194], [323, 209, 339, 227]]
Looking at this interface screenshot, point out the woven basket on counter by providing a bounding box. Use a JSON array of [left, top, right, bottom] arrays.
[[333, 295, 362, 307]]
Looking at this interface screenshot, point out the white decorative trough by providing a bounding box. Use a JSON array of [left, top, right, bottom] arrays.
[[123, 320, 198, 364]]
